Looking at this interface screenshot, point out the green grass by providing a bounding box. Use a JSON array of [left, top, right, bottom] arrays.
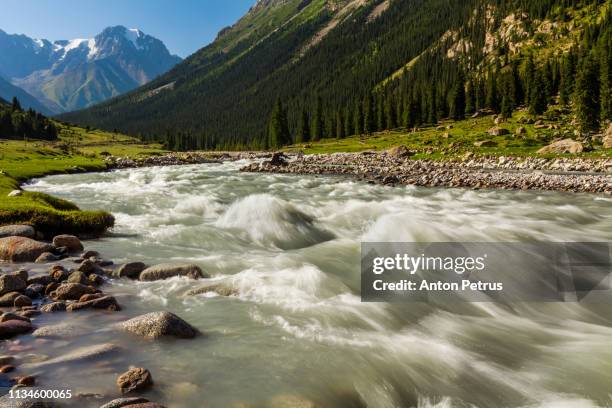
[[285, 109, 611, 159], [0, 124, 165, 238]]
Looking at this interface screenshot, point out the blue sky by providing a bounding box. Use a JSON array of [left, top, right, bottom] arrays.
[[0, 0, 255, 57]]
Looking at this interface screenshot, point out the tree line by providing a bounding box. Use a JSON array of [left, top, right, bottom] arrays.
[[0, 97, 58, 141]]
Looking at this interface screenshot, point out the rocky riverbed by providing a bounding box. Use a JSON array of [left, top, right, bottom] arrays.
[[0, 228, 205, 408], [240, 149, 612, 194], [104, 151, 269, 169]]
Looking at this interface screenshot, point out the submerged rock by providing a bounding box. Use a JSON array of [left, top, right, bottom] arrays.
[[32, 322, 88, 338], [23, 343, 120, 368], [0, 320, 33, 339], [99, 398, 151, 408], [66, 295, 120, 312], [185, 282, 238, 297], [117, 367, 153, 394], [139, 263, 206, 281], [0, 237, 54, 263], [116, 262, 147, 279], [119, 311, 198, 339], [35, 252, 60, 263], [0, 225, 35, 239], [51, 283, 97, 300], [52, 235, 83, 252]]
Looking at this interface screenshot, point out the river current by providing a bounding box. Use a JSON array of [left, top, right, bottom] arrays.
[[24, 161, 612, 408]]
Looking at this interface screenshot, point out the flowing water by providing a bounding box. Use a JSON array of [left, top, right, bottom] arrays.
[[22, 161, 612, 408]]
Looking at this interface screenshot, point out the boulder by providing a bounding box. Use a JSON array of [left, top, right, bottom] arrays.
[[488, 127, 509, 136], [115, 262, 147, 279], [117, 367, 153, 394], [0, 320, 33, 339], [40, 302, 66, 313], [0, 274, 26, 295], [35, 252, 60, 263], [27, 275, 52, 286], [0, 237, 54, 262], [81, 250, 100, 259], [119, 311, 197, 339], [0, 225, 35, 239], [66, 296, 120, 312], [537, 139, 584, 154], [89, 273, 104, 286], [386, 145, 413, 158], [50, 283, 96, 301], [67, 271, 89, 285], [78, 259, 104, 275], [13, 295, 32, 307], [24, 284, 45, 298], [139, 263, 206, 281], [269, 152, 288, 166], [0, 292, 21, 307], [0, 312, 30, 323], [99, 398, 150, 408], [52, 235, 83, 252]]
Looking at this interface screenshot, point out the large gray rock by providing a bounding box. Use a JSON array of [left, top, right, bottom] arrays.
[[119, 311, 197, 339], [23, 343, 120, 369], [99, 398, 150, 408], [0, 225, 35, 239], [139, 263, 207, 281], [0, 237, 54, 262], [537, 139, 584, 154], [0, 273, 27, 295], [52, 234, 83, 252], [115, 262, 147, 279]]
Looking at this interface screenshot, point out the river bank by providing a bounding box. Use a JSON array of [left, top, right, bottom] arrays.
[[241, 150, 612, 194]]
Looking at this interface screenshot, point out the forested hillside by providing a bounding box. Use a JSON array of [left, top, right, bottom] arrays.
[[60, 0, 611, 151], [0, 97, 58, 141]]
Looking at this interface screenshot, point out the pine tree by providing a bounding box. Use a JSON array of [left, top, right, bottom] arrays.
[[428, 84, 438, 124], [311, 96, 324, 141], [364, 94, 374, 134], [376, 93, 384, 131], [485, 67, 499, 113], [559, 51, 576, 106], [522, 54, 536, 106], [11, 97, 21, 112], [529, 70, 548, 115], [295, 108, 310, 143], [599, 44, 611, 123], [450, 72, 466, 120], [354, 99, 364, 135], [268, 97, 290, 148], [336, 110, 345, 139], [384, 94, 396, 129], [466, 80, 476, 115], [574, 53, 601, 133], [344, 105, 354, 137]]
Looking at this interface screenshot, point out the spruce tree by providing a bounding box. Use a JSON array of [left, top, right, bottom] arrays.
[[344, 105, 354, 137], [336, 110, 345, 139], [385, 94, 396, 129], [574, 53, 601, 133], [296, 108, 310, 143], [311, 96, 324, 141], [485, 68, 499, 113], [11, 97, 21, 112], [268, 97, 290, 148], [559, 51, 576, 106], [450, 73, 466, 120], [354, 99, 364, 135], [600, 45, 611, 123], [376, 93, 384, 131], [466, 80, 476, 115], [529, 71, 548, 115], [364, 94, 374, 134]]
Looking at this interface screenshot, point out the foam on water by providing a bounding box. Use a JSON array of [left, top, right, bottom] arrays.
[[24, 163, 612, 408]]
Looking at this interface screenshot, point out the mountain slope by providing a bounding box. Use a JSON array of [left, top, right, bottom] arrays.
[[0, 74, 52, 115], [60, 0, 611, 149], [0, 26, 181, 113]]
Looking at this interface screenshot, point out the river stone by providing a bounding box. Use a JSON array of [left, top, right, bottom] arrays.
[[81, 250, 100, 259], [52, 235, 83, 252], [27, 274, 52, 286], [78, 259, 104, 275], [35, 252, 60, 263], [0, 237, 54, 262], [99, 398, 150, 408], [24, 283, 45, 298], [0, 225, 35, 239], [51, 283, 96, 300], [0, 274, 27, 295], [386, 145, 412, 158], [13, 295, 32, 307], [23, 343, 120, 369], [0, 320, 33, 339], [116, 262, 147, 279], [139, 263, 207, 281], [0, 292, 21, 307], [32, 322, 88, 338], [537, 139, 584, 154], [40, 302, 66, 313], [119, 311, 197, 339], [67, 271, 89, 285], [185, 282, 238, 297], [66, 295, 121, 312], [117, 367, 153, 394], [0, 395, 57, 407], [1, 312, 30, 323]]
